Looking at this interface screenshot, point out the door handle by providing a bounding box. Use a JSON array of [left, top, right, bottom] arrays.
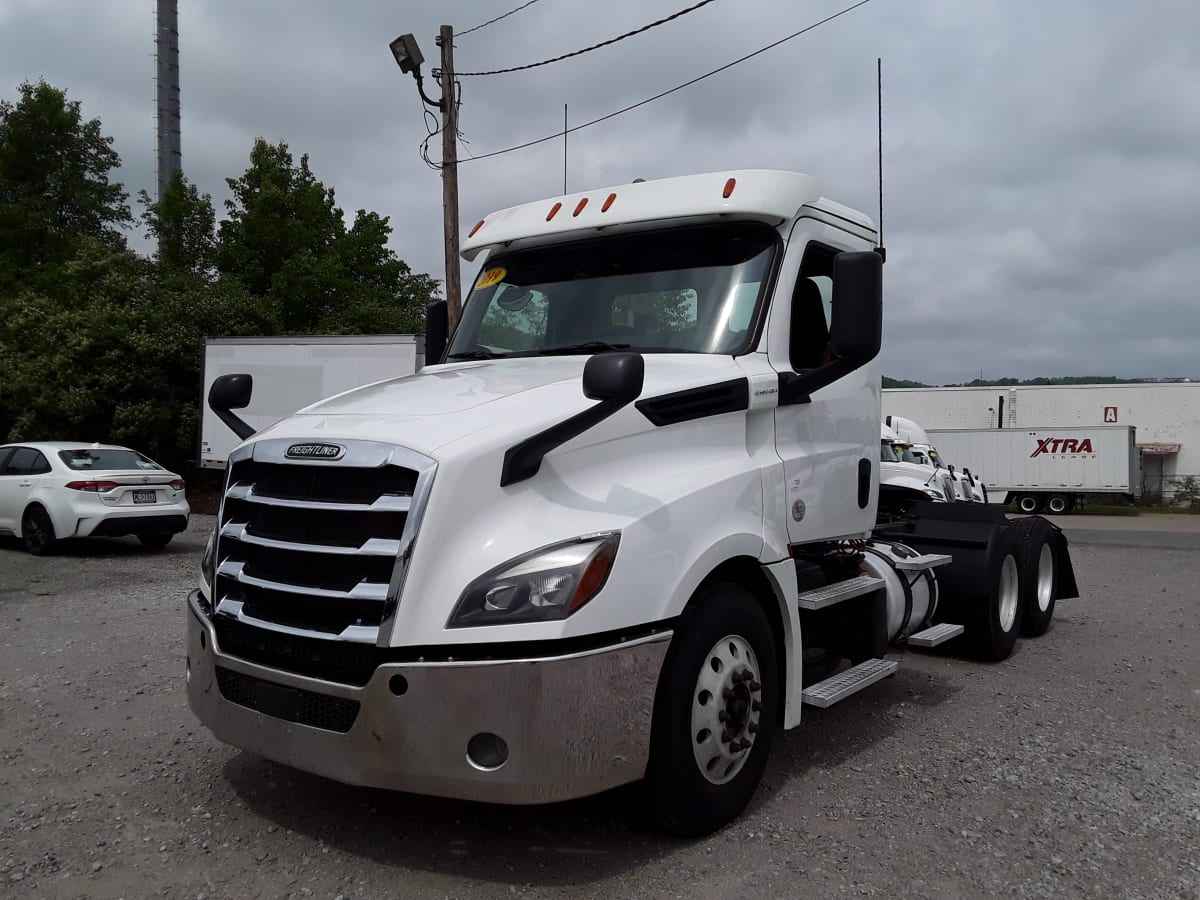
[[19, 481, 32, 487]]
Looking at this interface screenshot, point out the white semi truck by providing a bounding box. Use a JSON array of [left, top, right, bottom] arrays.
[[187, 170, 1077, 835]]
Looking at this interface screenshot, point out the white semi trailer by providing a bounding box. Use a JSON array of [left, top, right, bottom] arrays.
[[926, 425, 1140, 513], [186, 170, 1077, 835], [199, 336, 424, 469]]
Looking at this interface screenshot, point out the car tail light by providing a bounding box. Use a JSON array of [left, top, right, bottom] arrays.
[[67, 481, 119, 493], [170, 479, 185, 491]]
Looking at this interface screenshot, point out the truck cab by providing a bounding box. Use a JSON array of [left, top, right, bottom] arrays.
[[188, 170, 1074, 835]]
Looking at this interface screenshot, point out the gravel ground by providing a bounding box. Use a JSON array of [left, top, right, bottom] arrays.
[[1, 516, 1198, 899]]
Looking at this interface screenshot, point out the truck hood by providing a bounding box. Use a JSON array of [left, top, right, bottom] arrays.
[[250, 354, 749, 456]]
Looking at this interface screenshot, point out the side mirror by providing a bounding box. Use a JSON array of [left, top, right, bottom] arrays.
[[208, 373, 255, 441], [425, 300, 449, 365], [830, 251, 882, 365], [583, 352, 644, 403]]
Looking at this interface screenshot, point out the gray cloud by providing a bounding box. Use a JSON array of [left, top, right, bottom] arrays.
[[3, 0, 1197, 383]]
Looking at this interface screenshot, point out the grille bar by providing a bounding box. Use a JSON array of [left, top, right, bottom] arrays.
[[218, 560, 390, 602], [220, 521, 402, 557], [226, 482, 413, 513], [215, 666, 360, 732]]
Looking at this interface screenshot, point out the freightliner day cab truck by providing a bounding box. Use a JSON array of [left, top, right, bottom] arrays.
[[188, 170, 1077, 835]]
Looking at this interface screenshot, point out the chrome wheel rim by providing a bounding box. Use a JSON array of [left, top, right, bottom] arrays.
[[690, 634, 762, 785], [1019, 496, 1037, 513], [1048, 496, 1066, 513], [998, 555, 1019, 632], [1037, 542, 1055, 612]]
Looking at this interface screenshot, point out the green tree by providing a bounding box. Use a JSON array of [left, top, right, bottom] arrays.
[[0, 80, 130, 283], [139, 170, 217, 277], [217, 138, 434, 333]]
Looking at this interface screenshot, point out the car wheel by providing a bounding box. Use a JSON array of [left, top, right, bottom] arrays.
[[646, 582, 778, 836], [22, 506, 57, 556], [137, 532, 174, 549], [1009, 517, 1058, 637]]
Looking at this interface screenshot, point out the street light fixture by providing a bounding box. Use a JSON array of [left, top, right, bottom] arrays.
[[390, 33, 443, 110]]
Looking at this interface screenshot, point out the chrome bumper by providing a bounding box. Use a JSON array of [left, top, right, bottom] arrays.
[[186, 591, 671, 804]]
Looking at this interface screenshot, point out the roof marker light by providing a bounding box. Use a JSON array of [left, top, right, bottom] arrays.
[[573, 197, 588, 217], [723, 177, 736, 199], [546, 202, 562, 221], [468, 219, 485, 237], [601, 193, 617, 212]]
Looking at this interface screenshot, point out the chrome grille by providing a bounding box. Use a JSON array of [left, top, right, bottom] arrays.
[[211, 439, 436, 649]]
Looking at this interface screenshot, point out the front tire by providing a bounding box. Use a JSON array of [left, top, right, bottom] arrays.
[[21, 506, 57, 556], [647, 582, 779, 836], [137, 532, 173, 549]]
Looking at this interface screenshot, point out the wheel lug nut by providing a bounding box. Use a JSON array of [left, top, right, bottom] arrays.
[[748, 722, 758, 734], [749, 680, 761, 692], [718, 711, 728, 723], [723, 688, 735, 701], [751, 701, 761, 712]]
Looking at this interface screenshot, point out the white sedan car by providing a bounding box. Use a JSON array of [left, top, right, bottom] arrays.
[[0, 442, 190, 555]]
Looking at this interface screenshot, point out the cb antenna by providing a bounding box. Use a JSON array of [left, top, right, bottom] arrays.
[[877, 57, 885, 262]]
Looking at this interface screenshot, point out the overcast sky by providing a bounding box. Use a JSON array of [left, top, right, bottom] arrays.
[[2, 0, 1197, 384]]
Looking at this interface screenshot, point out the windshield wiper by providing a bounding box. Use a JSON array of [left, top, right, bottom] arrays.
[[446, 347, 505, 360], [535, 341, 631, 356]]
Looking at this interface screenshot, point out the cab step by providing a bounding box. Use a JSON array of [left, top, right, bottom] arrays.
[[796, 575, 884, 611], [892, 552, 953, 572], [801, 658, 897, 708], [907, 622, 965, 647]]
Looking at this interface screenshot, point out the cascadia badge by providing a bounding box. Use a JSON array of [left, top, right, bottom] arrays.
[[285, 442, 345, 460]]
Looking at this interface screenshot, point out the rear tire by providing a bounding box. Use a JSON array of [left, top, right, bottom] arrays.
[[137, 532, 173, 549], [1015, 494, 1041, 514], [646, 582, 779, 836], [21, 506, 57, 556], [1045, 493, 1070, 515], [966, 542, 1022, 661], [1009, 517, 1058, 637]]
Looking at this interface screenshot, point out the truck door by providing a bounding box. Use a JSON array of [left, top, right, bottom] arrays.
[[767, 220, 881, 544]]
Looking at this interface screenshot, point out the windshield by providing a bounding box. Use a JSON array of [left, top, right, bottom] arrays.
[[894, 444, 919, 464], [448, 223, 777, 359], [879, 440, 900, 463], [59, 449, 163, 471]]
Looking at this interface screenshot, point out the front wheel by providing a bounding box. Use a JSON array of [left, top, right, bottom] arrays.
[[22, 506, 57, 556], [967, 544, 1022, 661], [137, 532, 173, 549], [646, 582, 779, 836]]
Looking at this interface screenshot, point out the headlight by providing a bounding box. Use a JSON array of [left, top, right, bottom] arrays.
[[924, 488, 947, 501], [200, 529, 216, 600], [447, 532, 620, 628]]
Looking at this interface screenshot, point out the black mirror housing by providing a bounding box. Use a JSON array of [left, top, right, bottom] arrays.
[[425, 300, 449, 365], [209, 373, 253, 411], [830, 250, 883, 365], [583, 352, 644, 403], [208, 373, 255, 441]]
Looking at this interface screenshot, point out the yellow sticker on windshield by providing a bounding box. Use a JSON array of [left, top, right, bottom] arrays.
[[475, 267, 506, 290]]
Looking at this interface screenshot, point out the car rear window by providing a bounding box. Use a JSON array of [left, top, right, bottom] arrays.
[[59, 449, 163, 471]]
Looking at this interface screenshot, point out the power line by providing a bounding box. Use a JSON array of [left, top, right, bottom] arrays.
[[458, 0, 544, 38], [458, 0, 720, 77], [461, 0, 875, 162]]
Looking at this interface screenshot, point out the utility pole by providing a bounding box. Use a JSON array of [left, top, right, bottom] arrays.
[[437, 25, 462, 330]]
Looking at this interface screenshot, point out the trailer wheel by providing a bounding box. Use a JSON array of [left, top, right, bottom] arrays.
[[1009, 517, 1058, 636], [647, 582, 778, 836], [966, 543, 1022, 661], [1045, 494, 1070, 515], [1015, 494, 1041, 514]]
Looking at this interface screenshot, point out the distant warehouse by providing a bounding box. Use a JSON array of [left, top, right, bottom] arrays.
[[882, 383, 1199, 501]]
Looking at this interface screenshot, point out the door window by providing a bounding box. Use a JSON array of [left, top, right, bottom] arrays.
[[2, 448, 42, 475]]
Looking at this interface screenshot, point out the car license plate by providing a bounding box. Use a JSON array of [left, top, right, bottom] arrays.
[[132, 489, 157, 504]]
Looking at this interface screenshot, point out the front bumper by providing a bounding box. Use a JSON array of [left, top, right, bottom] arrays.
[[186, 591, 672, 804]]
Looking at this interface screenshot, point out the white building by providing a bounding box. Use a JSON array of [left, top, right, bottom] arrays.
[[883, 383, 1200, 500]]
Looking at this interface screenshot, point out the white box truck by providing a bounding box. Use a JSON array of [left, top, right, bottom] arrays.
[[199, 336, 424, 469], [927, 425, 1140, 513], [186, 170, 1077, 835]]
